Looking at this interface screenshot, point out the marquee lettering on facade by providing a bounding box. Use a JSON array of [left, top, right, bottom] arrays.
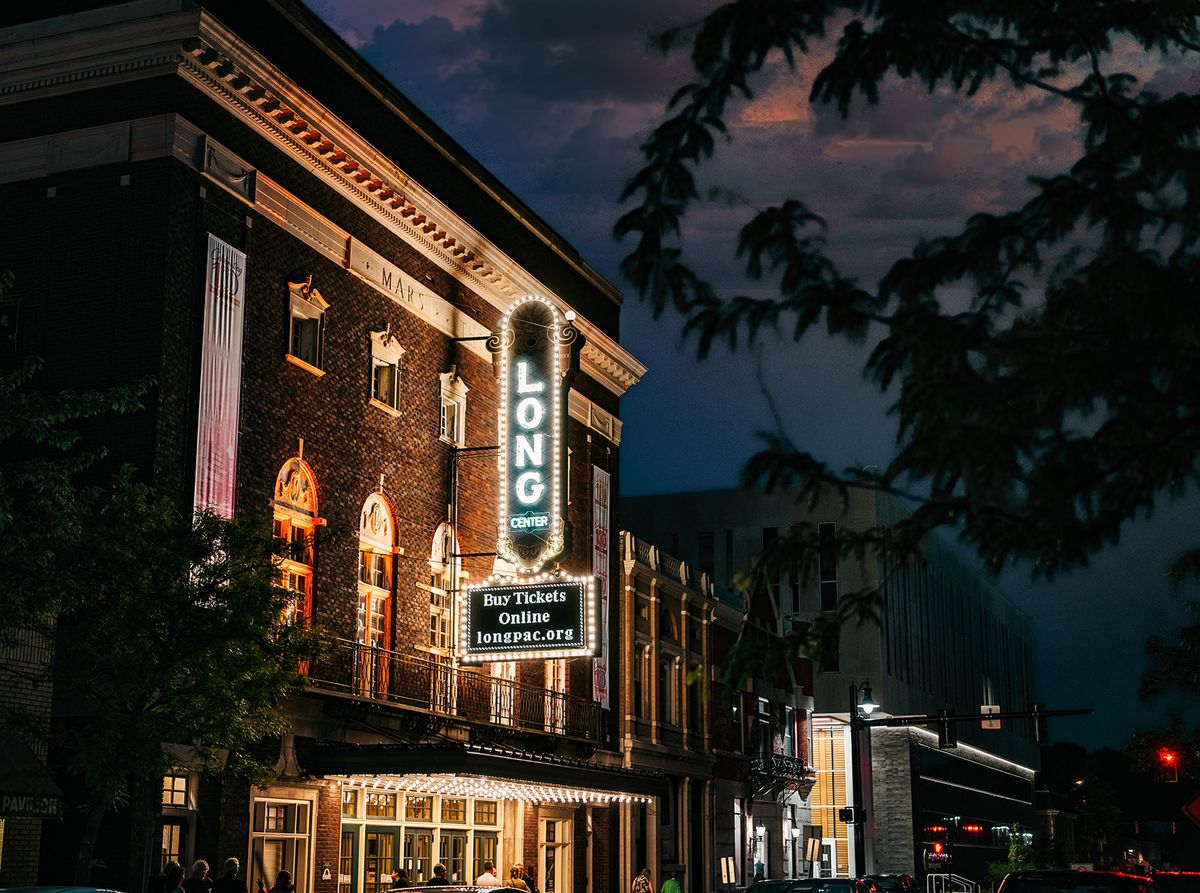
[[492, 296, 578, 573]]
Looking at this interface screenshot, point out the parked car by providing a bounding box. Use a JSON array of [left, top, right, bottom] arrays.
[[0, 888, 124, 893], [997, 871, 1159, 893], [748, 879, 876, 893], [866, 875, 918, 893]]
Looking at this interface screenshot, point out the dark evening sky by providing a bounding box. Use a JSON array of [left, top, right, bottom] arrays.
[[309, 0, 1199, 749]]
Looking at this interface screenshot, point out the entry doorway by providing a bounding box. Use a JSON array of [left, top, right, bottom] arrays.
[[440, 830, 468, 883], [539, 813, 572, 893], [365, 828, 399, 893], [404, 829, 434, 884]]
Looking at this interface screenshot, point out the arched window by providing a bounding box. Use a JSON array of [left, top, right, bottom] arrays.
[[272, 457, 319, 626], [358, 491, 396, 696], [427, 522, 458, 652], [426, 522, 460, 713]]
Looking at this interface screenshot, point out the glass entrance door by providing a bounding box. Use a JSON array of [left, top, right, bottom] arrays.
[[365, 828, 399, 893], [404, 829, 434, 884], [440, 831, 468, 883], [540, 816, 572, 893]]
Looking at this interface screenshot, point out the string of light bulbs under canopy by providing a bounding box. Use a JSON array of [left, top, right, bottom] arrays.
[[335, 773, 652, 805]]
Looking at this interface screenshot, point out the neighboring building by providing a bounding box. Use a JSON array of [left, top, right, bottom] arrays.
[[618, 532, 816, 892], [622, 486, 1039, 884], [0, 626, 63, 885], [0, 1, 648, 890]]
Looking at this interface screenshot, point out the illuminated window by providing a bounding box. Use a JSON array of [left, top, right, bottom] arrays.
[[427, 523, 458, 652], [272, 458, 319, 628], [287, 278, 328, 372], [162, 772, 188, 807], [441, 798, 466, 823], [342, 788, 359, 818], [250, 798, 312, 893], [406, 796, 433, 821], [358, 492, 395, 696], [474, 800, 498, 825], [365, 792, 397, 818], [544, 658, 567, 734], [369, 327, 404, 411], [439, 370, 468, 446]]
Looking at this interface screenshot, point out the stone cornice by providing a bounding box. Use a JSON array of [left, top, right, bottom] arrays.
[[0, 5, 645, 397]]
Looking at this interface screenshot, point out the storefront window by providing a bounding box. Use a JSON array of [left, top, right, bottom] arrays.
[[342, 788, 359, 818], [366, 792, 397, 819], [250, 797, 312, 893], [473, 832, 498, 881], [441, 798, 466, 822], [406, 796, 433, 821], [473, 800, 497, 825]]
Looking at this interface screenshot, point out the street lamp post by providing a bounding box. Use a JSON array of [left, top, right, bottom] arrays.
[[849, 680, 878, 877]]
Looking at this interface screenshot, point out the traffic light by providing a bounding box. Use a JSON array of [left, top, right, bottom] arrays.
[[1158, 747, 1179, 783], [937, 709, 958, 749]]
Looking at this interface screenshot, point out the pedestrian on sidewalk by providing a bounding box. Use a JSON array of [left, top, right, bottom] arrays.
[[633, 868, 653, 893], [213, 858, 247, 893], [185, 861, 213, 893], [660, 871, 682, 893]]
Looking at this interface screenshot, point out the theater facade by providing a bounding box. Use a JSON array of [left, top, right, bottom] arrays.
[[0, 1, 654, 890]]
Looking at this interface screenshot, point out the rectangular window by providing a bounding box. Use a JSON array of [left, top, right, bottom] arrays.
[[405, 796, 433, 821], [161, 772, 188, 807], [341, 788, 359, 818], [474, 800, 498, 825], [365, 791, 397, 818], [439, 371, 468, 446], [633, 647, 644, 720], [250, 798, 312, 893], [441, 798, 466, 823], [369, 329, 404, 411], [784, 705, 795, 757], [698, 531, 715, 581], [287, 280, 329, 372], [819, 522, 838, 612]]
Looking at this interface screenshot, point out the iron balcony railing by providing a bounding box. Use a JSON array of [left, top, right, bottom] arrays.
[[750, 753, 817, 799], [309, 638, 602, 743]]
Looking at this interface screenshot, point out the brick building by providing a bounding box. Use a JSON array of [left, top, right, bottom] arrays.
[[0, 1, 649, 890], [617, 532, 817, 892]]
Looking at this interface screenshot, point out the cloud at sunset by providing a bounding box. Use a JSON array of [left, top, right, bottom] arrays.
[[309, 0, 1199, 747]]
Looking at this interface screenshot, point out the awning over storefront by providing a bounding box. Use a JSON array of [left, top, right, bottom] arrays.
[[0, 735, 64, 819], [301, 740, 667, 802]]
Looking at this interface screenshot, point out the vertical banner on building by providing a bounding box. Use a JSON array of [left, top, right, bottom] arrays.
[[592, 465, 611, 707], [193, 234, 247, 518]]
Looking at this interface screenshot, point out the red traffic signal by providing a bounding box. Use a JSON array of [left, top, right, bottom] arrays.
[[1157, 747, 1179, 782]]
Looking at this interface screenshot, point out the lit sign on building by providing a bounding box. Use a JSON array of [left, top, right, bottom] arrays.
[[492, 295, 578, 573], [462, 576, 597, 663]]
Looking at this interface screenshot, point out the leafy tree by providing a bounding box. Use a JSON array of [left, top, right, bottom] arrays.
[[0, 272, 149, 630], [0, 270, 150, 742], [56, 470, 328, 883], [985, 822, 1038, 889], [616, 1, 1200, 663]]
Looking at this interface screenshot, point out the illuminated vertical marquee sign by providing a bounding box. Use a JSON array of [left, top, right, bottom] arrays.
[[493, 296, 578, 572]]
